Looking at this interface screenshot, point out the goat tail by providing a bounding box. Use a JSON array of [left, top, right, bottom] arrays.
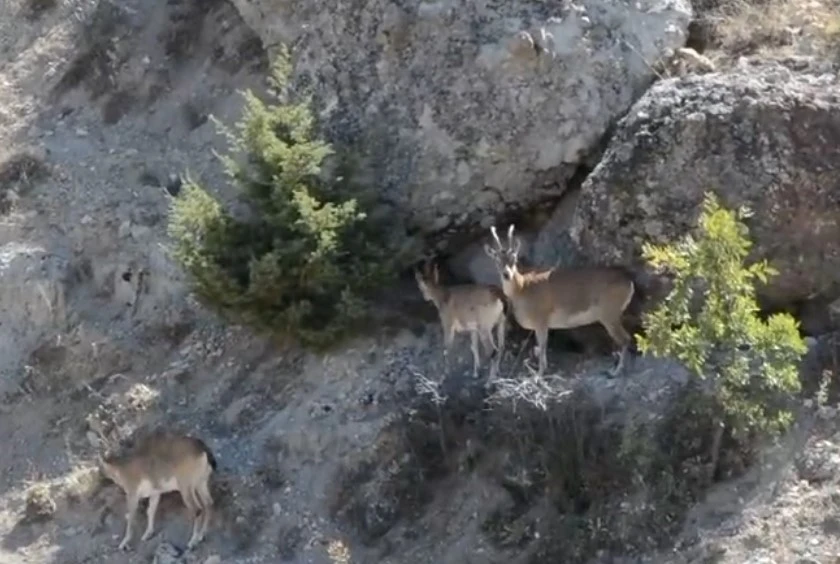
[[195, 439, 218, 472]]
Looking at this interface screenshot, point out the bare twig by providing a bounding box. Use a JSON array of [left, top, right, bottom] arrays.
[[409, 365, 449, 456], [487, 362, 573, 412]]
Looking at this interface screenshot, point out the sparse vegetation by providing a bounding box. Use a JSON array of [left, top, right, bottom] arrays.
[[638, 192, 807, 474], [3, 0, 840, 561], [700, 0, 840, 61], [381, 375, 718, 562], [826, 13, 840, 41], [0, 150, 50, 215], [712, 0, 796, 55], [371, 192, 809, 561], [52, 0, 131, 100], [167, 47, 410, 349]]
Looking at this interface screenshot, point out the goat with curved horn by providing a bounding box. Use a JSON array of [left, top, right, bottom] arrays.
[[484, 224, 636, 377]]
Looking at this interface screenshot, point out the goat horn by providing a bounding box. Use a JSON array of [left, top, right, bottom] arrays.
[[507, 224, 515, 246], [490, 225, 504, 249]]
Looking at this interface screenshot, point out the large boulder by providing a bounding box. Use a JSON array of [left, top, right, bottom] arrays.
[[570, 60, 840, 309], [230, 0, 691, 238]]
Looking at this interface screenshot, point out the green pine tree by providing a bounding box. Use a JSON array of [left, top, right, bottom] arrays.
[[167, 47, 408, 349]]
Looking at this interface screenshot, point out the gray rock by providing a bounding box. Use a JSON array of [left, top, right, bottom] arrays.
[[229, 0, 691, 238], [796, 437, 840, 484], [152, 542, 183, 564], [571, 61, 840, 308], [530, 189, 585, 268], [446, 237, 513, 287]]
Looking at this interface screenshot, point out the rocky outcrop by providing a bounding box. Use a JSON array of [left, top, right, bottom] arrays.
[[229, 0, 692, 238], [0, 243, 67, 396], [570, 60, 840, 308]]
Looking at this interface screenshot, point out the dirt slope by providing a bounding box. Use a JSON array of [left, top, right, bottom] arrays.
[[2, 1, 840, 564]]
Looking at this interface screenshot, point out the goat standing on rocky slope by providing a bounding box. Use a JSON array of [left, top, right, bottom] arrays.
[[99, 430, 217, 551], [415, 259, 507, 382], [484, 224, 636, 377]]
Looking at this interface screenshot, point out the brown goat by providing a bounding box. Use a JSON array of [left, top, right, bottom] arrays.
[[415, 260, 507, 381], [99, 430, 217, 551], [484, 224, 635, 377]]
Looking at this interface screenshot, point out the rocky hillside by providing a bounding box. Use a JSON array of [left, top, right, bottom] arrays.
[[1, 0, 839, 563]]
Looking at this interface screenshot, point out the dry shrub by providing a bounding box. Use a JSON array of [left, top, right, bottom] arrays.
[[326, 382, 474, 545], [23, 0, 58, 21], [492, 384, 741, 563], [23, 483, 56, 523], [328, 432, 433, 545], [0, 151, 48, 185], [19, 465, 105, 527], [161, 0, 226, 63], [60, 465, 105, 505], [52, 1, 131, 100], [0, 150, 50, 214], [326, 539, 352, 564], [277, 523, 304, 560], [255, 436, 288, 490], [713, 0, 796, 55]]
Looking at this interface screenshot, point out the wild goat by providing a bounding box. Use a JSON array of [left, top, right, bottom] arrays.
[[484, 224, 636, 377], [99, 430, 217, 551], [415, 260, 507, 381]]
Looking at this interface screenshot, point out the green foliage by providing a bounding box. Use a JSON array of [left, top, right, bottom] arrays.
[[637, 192, 807, 437], [167, 47, 408, 349]]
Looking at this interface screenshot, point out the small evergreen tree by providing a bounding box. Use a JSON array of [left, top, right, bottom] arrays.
[[167, 48, 408, 348], [637, 192, 807, 445]]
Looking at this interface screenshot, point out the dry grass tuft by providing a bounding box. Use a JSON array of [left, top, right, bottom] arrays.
[[123, 383, 160, 412], [823, 12, 840, 49], [326, 538, 352, 564], [706, 0, 840, 61], [20, 464, 104, 526]]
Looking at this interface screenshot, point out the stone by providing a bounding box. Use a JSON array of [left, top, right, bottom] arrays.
[[796, 437, 840, 484], [530, 188, 585, 268], [571, 61, 840, 309], [152, 542, 183, 564], [228, 0, 692, 239]]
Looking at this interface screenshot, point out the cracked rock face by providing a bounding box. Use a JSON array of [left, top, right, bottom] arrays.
[[571, 61, 840, 308], [229, 0, 691, 238]]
